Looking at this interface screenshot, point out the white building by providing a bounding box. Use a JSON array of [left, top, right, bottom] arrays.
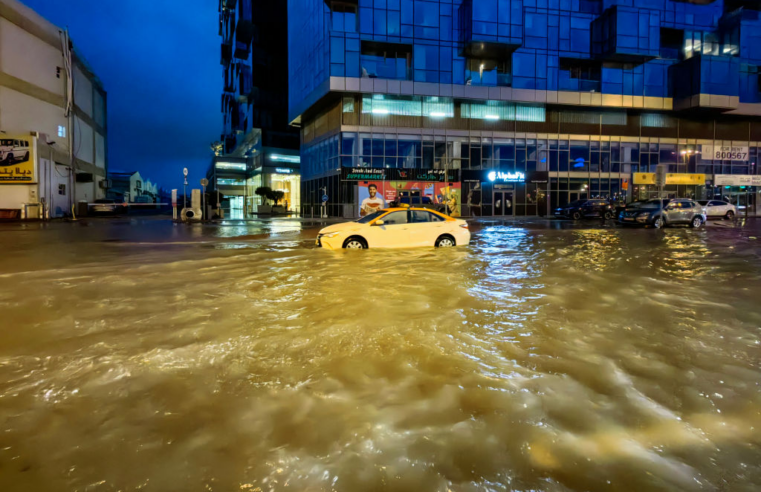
[[108, 171, 159, 203], [0, 0, 107, 219]]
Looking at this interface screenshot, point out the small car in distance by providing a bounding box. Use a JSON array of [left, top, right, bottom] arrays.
[[697, 200, 736, 220], [91, 199, 118, 215], [315, 207, 470, 249], [555, 199, 615, 220], [618, 198, 706, 228]]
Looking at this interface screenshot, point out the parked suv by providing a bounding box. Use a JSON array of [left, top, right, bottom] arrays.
[[555, 199, 615, 220], [618, 199, 706, 228], [0, 139, 30, 165]]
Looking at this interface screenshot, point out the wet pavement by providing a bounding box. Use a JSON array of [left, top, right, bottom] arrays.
[[0, 216, 760, 491]]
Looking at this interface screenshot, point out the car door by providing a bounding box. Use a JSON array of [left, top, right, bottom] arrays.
[[663, 201, 682, 223], [711, 200, 728, 216], [364, 211, 411, 248], [408, 210, 446, 246]]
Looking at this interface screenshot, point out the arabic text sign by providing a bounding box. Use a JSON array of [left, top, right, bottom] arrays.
[[633, 173, 705, 185], [714, 174, 761, 186], [702, 145, 749, 161], [0, 135, 34, 183]]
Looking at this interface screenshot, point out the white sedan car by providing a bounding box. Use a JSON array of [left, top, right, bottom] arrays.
[[698, 200, 737, 220], [315, 207, 470, 249]]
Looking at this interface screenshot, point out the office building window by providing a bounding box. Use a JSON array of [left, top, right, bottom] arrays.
[[660, 28, 683, 60], [360, 41, 412, 80], [330, 1, 357, 32]]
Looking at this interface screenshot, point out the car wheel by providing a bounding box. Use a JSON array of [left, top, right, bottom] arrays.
[[342, 236, 367, 249], [5, 153, 13, 164], [23, 152, 29, 161], [572, 211, 582, 220], [653, 216, 665, 229], [435, 235, 456, 248], [603, 211, 613, 220], [725, 210, 734, 220], [690, 216, 703, 228]]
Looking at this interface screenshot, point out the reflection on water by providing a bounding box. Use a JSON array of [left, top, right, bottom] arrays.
[[0, 219, 760, 491]]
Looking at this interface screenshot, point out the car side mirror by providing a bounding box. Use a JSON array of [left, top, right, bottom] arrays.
[[373, 220, 385, 226]]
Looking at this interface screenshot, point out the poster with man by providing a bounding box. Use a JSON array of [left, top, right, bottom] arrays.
[[359, 183, 386, 216]]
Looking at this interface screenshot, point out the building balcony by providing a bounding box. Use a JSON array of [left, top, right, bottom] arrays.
[[558, 78, 601, 92], [234, 39, 250, 59], [221, 41, 232, 66], [671, 54, 740, 110], [235, 0, 255, 45], [591, 6, 659, 64]]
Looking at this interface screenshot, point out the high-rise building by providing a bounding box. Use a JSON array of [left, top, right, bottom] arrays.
[[288, 0, 761, 218], [0, 0, 107, 219], [217, 0, 301, 218]]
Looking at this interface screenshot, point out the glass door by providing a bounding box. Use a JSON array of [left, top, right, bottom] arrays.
[[493, 191, 514, 216]]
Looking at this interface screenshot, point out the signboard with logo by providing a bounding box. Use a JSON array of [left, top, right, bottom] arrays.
[[0, 134, 35, 183], [714, 174, 761, 186], [461, 169, 547, 184], [633, 173, 705, 185], [341, 168, 458, 182], [702, 145, 749, 161]]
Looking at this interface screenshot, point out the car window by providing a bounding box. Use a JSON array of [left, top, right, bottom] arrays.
[[410, 210, 429, 223], [380, 211, 408, 225], [709, 200, 723, 206], [356, 210, 386, 224], [427, 212, 445, 222]]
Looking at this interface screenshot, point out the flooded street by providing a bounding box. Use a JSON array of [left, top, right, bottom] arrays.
[[0, 217, 760, 491]]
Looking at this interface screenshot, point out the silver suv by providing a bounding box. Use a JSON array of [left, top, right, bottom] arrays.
[[618, 199, 707, 228]]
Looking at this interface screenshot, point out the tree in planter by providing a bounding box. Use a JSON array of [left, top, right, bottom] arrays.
[[272, 190, 285, 206], [255, 186, 272, 205]]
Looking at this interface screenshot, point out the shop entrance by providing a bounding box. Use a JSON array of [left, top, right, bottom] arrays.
[[493, 190, 514, 216]]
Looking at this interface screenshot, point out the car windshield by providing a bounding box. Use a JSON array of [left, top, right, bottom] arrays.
[[0, 139, 13, 146], [356, 210, 387, 224]]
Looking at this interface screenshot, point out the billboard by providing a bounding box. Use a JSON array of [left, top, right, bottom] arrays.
[[358, 181, 461, 216], [0, 135, 35, 183]]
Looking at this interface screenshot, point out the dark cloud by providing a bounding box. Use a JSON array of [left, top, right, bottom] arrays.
[[24, 0, 219, 189]]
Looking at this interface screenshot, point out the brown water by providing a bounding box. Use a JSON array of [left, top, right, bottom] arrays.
[[0, 218, 760, 491]]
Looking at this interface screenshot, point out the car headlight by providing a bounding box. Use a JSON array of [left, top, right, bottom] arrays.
[[320, 232, 340, 238]]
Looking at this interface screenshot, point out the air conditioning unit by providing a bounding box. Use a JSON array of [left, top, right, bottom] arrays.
[[99, 179, 111, 189]]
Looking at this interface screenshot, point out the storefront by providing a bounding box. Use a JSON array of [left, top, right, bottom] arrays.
[[632, 172, 708, 201], [341, 168, 460, 217], [461, 169, 550, 217], [711, 174, 761, 216]]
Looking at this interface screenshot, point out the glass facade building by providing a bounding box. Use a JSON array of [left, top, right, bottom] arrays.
[[288, 0, 761, 217]]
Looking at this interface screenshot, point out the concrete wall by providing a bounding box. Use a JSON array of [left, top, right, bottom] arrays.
[[0, 0, 108, 216]]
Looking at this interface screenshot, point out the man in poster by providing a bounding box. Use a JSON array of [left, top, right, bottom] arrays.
[[360, 183, 386, 216]]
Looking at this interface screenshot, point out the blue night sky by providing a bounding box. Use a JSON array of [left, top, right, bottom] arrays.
[[23, 0, 220, 191]]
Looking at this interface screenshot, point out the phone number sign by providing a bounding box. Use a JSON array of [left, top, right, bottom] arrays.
[[702, 145, 749, 161]]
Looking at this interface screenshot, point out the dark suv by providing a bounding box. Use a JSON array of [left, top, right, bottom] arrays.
[[618, 199, 706, 228], [555, 199, 615, 220]]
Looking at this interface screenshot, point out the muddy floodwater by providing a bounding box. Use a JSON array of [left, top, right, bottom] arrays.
[[0, 217, 760, 491]]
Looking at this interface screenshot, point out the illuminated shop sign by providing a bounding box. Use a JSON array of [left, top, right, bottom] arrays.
[[274, 167, 293, 174], [341, 168, 458, 182], [488, 171, 525, 183], [269, 154, 300, 163], [215, 161, 246, 171]]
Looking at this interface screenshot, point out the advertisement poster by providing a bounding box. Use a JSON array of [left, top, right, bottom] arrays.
[[0, 135, 35, 183], [358, 181, 461, 216]]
